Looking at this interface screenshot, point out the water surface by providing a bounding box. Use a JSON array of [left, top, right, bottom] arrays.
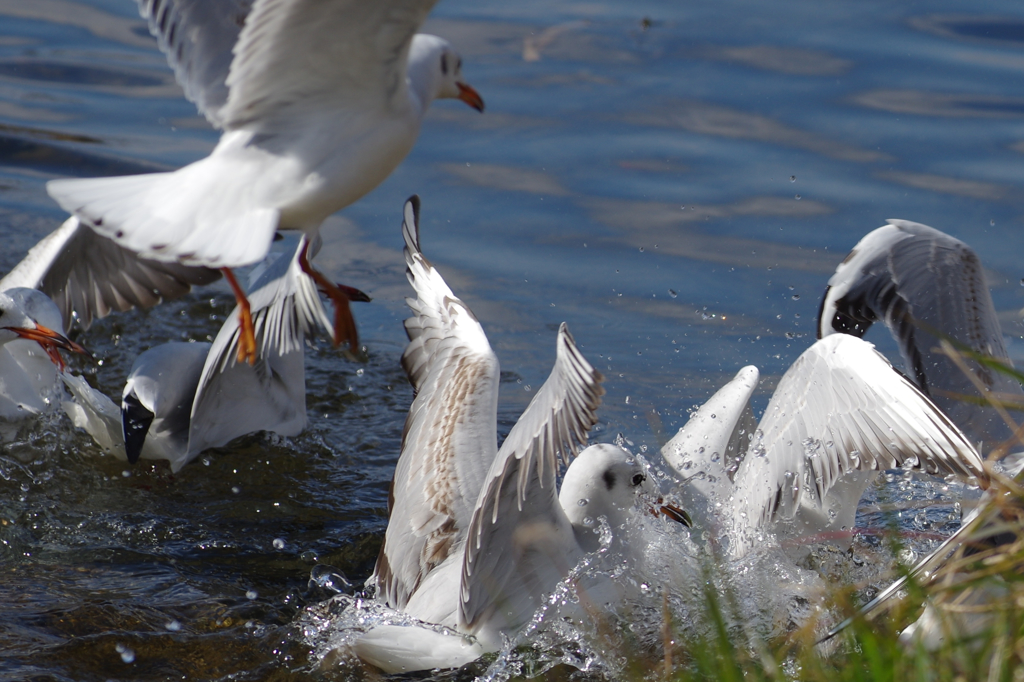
[[0, 0, 1022, 679]]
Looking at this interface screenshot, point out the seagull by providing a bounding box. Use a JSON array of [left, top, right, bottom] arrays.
[[0, 214, 213, 433], [344, 197, 676, 673], [46, 0, 485, 366], [818, 219, 1024, 454], [61, 235, 358, 472], [0, 287, 88, 427], [662, 333, 986, 558], [813, 221, 1024, 647]]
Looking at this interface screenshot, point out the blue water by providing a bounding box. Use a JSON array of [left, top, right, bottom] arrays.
[[0, 0, 1022, 678]]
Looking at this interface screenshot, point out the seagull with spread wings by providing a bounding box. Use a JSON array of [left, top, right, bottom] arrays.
[[345, 197, 680, 673], [818, 219, 1023, 454], [47, 0, 484, 366], [662, 333, 986, 559]]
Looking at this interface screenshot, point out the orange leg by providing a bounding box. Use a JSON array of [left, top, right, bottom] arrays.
[[221, 267, 257, 365], [298, 245, 363, 354]]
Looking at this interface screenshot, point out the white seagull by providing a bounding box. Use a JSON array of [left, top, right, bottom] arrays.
[[662, 333, 986, 558], [818, 219, 1023, 453], [0, 286, 87, 428], [814, 221, 1024, 648], [47, 0, 484, 365], [61, 235, 351, 472], [348, 197, 668, 673]]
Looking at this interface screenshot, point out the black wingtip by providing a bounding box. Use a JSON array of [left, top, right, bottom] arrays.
[[122, 392, 155, 464]]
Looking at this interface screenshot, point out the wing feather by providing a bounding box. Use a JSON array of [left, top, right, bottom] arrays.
[[819, 220, 1022, 449], [220, 0, 439, 130], [733, 334, 985, 534], [0, 217, 219, 330], [371, 196, 500, 611], [459, 323, 604, 633], [187, 235, 329, 454], [661, 365, 759, 531], [135, 0, 254, 126]]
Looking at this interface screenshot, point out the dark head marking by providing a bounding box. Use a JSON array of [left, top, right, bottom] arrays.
[[602, 470, 616, 490], [440, 53, 449, 75]]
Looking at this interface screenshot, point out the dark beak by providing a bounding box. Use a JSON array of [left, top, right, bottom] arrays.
[[12, 324, 89, 370], [456, 82, 485, 112], [647, 497, 691, 527]]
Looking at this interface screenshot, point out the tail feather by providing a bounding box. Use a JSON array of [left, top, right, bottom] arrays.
[[47, 173, 279, 268], [352, 624, 484, 674]]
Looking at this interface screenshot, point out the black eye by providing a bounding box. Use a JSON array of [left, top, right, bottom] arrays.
[[631, 473, 645, 486], [440, 54, 448, 75]]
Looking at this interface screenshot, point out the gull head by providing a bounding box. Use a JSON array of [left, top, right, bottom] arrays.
[[0, 288, 87, 369], [408, 34, 484, 113], [560, 443, 648, 552], [817, 222, 914, 340]]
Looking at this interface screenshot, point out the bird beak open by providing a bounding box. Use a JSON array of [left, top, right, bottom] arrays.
[[456, 82, 485, 112], [12, 324, 89, 371], [647, 497, 692, 527]]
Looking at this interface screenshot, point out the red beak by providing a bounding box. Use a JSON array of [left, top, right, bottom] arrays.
[[12, 324, 89, 371], [456, 82, 485, 112], [646, 498, 692, 527]]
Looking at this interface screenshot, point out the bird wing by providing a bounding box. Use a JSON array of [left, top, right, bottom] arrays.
[[733, 334, 985, 533], [219, 0, 439, 130], [372, 196, 501, 611], [135, 0, 254, 127], [187, 235, 329, 452], [818, 220, 1021, 448], [459, 323, 605, 633], [661, 365, 759, 529], [0, 217, 219, 330]]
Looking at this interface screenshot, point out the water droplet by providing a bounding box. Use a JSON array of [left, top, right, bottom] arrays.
[[790, 175, 796, 182], [121, 470, 131, 478], [116, 643, 135, 663], [794, 194, 801, 200], [668, 289, 677, 298], [582, 516, 595, 527], [355, 368, 364, 376], [577, 498, 589, 506], [246, 590, 258, 600], [990, 219, 995, 226], [231, 486, 241, 495], [165, 620, 181, 632], [273, 538, 285, 550], [791, 294, 800, 300], [639, 246, 645, 252]]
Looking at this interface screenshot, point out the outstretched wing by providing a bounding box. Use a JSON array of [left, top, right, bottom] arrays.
[[734, 334, 985, 533], [818, 220, 1022, 449], [0, 217, 219, 330], [135, 0, 254, 127], [372, 196, 501, 611], [187, 235, 330, 450], [662, 365, 759, 531], [220, 0, 439, 130], [460, 323, 604, 634]]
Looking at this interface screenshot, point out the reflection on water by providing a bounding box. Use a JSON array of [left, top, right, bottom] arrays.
[[0, 0, 1021, 678]]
